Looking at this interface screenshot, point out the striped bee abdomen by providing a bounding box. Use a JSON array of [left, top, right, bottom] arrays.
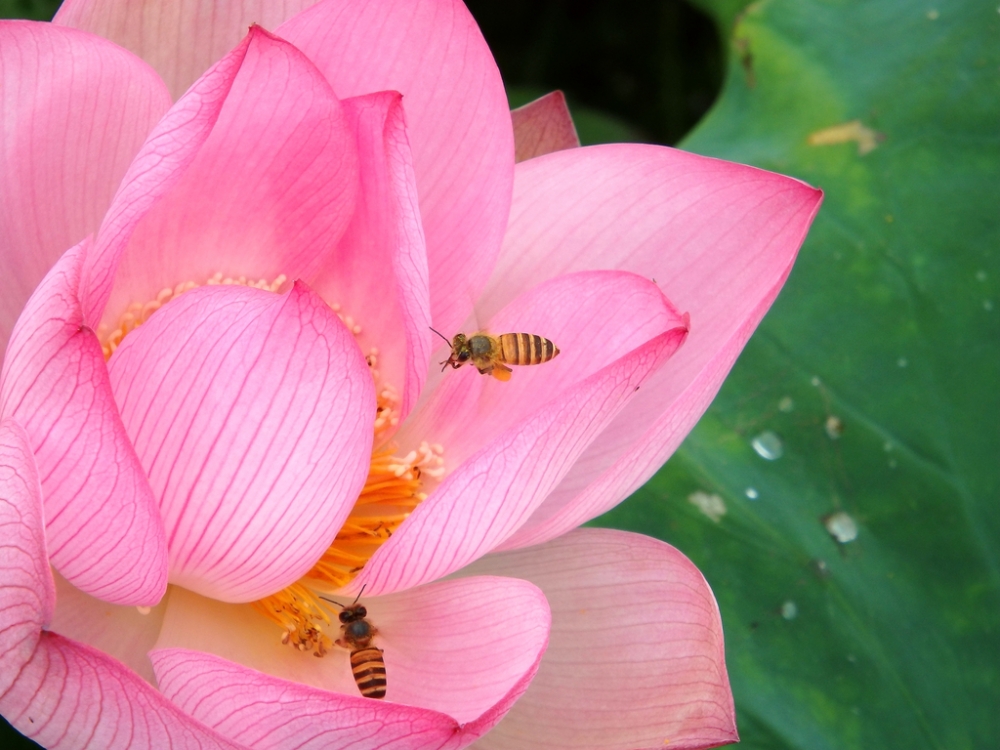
[[350, 647, 387, 699], [498, 333, 560, 366]]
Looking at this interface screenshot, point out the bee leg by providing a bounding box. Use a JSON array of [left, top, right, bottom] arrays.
[[491, 363, 513, 381]]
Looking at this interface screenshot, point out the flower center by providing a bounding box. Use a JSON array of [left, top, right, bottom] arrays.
[[252, 440, 443, 656], [102, 274, 443, 657]]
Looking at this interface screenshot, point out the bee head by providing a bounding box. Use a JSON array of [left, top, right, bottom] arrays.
[[437, 332, 471, 370], [339, 604, 367, 624], [452, 334, 471, 361]]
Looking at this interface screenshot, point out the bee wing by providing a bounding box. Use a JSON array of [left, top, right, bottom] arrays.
[[491, 363, 513, 381]]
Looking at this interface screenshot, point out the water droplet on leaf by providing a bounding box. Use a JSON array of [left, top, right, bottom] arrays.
[[751, 431, 784, 460]]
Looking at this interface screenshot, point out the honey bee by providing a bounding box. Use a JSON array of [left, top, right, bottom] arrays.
[[322, 593, 387, 699], [432, 327, 560, 381]]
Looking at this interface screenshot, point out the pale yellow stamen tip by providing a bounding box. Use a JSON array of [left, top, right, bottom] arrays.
[[252, 582, 334, 657], [98, 273, 288, 359]]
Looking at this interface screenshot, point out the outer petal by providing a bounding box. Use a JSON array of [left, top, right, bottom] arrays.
[[511, 91, 580, 164], [278, 0, 515, 333], [0, 20, 170, 356], [87, 26, 359, 336], [483, 145, 823, 548], [0, 418, 53, 695], [107, 282, 374, 602], [311, 91, 431, 425], [55, 0, 323, 99], [153, 649, 457, 750], [2, 634, 248, 750], [0, 418, 246, 750], [0, 240, 168, 606], [402, 271, 686, 470], [151, 577, 549, 741], [49, 570, 166, 685], [354, 272, 689, 596], [464, 528, 737, 750]]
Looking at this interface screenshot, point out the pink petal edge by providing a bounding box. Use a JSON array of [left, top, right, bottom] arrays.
[[311, 90, 431, 426], [0, 20, 170, 357], [401, 270, 687, 473], [54, 0, 324, 99], [0, 417, 243, 750], [277, 0, 515, 334], [153, 575, 548, 732], [88, 25, 360, 340], [511, 91, 580, 164], [0, 239, 168, 606], [354, 276, 688, 596], [485, 144, 822, 548], [107, 282, 374, 602], [0, 417, 53, 695], [3, 633, 247, 750], [48, 568, 167, 686], [464, 528, 738, 750]]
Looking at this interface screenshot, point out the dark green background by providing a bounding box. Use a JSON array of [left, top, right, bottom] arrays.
[[2, 1, 997, 748]]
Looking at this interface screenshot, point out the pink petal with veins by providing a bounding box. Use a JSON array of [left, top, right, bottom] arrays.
[[403, 271, 686, 469], [0, 418, 53, 694], [511, 91, 580, 164], [2, 634, 248, 750], [480, 144, 822, 548], [311, 91, 430, 425], [0, 239, 168, 606], [107, 282, 374, 602], [278, 0, 514, 334], [88, 26, 359, 337], [48, 570, 166, 685], [152, 577, 548, 745], [0, 20, 169, 357], [464, 528, 737, 750], [354, 272, 688, 596], [0, 417, 244, 750], [55, 0, 324, 99]]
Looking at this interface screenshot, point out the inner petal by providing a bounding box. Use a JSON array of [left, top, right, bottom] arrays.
[[106, 281, 374, 602]]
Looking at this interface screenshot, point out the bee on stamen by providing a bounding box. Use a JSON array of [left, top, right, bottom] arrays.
[[321, 589, 387, 699], [431, 327, 560, 382]]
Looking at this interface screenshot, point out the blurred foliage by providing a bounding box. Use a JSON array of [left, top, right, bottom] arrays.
[[0, 0, 59, 20], [466, 0, 723, 145], [589, 1, 1000, 749]]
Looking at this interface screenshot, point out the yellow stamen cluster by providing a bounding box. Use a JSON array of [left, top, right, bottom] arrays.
[[252, 441, 444, 656], [98, 272, 289, 359]]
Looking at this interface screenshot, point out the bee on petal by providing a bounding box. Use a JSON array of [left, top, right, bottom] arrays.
[[322, 593, 387, 699], [433, 328, 560, 382]]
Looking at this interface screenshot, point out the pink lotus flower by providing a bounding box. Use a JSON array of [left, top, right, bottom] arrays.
[[0, 1, 821, 748]]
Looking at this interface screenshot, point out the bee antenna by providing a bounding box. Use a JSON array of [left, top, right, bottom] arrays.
[[319, 583, 367, 609], [318, 594, 343, 609], [429, 326, 452, 345], [352, 584, 367, 606]]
